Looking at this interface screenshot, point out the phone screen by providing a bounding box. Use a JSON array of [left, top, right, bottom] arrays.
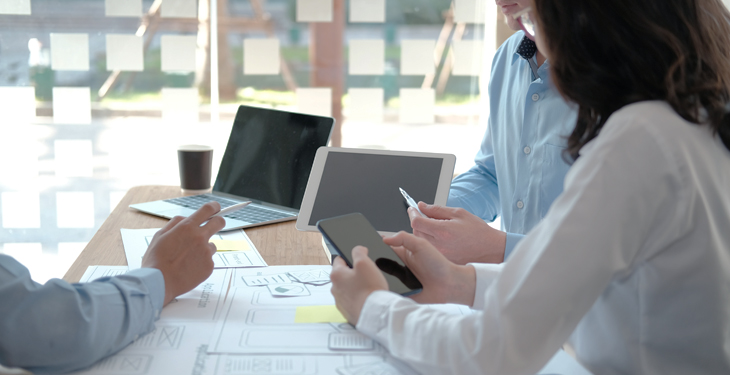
[[317, 213, 422, 296]]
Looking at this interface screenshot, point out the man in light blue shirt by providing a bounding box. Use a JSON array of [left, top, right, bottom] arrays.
[[0, 202, 224, 374], [410, 2, 577, 264]]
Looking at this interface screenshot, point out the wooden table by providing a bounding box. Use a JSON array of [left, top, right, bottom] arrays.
[[63, 185, 329, 282]]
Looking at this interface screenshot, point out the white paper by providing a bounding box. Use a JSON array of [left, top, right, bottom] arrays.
[[54, 139, 93, 177], [70, 322, 217, 375], [161, 87, 199, 123], [452, 40, 483, 76], [453, 0, 486, 24], [162, 269, 231, 321], [349, 39, 384, 75], [52, 87, 92, 124], [120, 228, 267, 271], [287, 269, 331, 284], [161, 0, 198, 18], [208, 265, 385, 355], [242, 273, 292, 286], [105, 0, 142, 17], [296, 88, 332, 117], [350, 0, 385, 23], [347, 88, 383, 122], [205, 354, 415, 375], [400, 40, 436, 75], [1, 192, 40, 229], [267, 283, 311, 297], [161, 35, 197, 72], [0, 87, 35, 122], [296, 0, 333, 22], [0, 0, 30, 15], [106, 34, 144, 71], [50, 34, 89, 71], [399, 88, 435, 124], [79, 266, 130, 282], [244, 39, 280, 75], [56, 192, 95, 228]]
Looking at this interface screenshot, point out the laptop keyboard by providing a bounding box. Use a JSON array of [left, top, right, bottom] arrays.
[[164, 195, 296, 224]]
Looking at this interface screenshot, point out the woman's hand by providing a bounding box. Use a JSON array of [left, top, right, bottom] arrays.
[[330, 246, 388, 325], [384, 231, 476, 306]]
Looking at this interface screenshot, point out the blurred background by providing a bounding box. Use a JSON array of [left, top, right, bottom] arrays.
[[0, 0, 521, 282]]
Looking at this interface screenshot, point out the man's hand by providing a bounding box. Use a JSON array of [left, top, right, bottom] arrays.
[[330, 247, 388, 325], [141, 202, 225, 306], [410, 202, 507, 265], [384, 232, 475, 306]]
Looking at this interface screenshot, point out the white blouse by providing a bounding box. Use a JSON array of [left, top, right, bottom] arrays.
[[356, 101, 730, 375]]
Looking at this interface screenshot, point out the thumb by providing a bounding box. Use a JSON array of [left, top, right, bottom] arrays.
[[352, 246, 369, 265], [419, 202, 458, 220]]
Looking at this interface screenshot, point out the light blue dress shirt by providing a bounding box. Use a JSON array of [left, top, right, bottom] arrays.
[[0, 254, 165, 374], [448, 32, 578, 260]]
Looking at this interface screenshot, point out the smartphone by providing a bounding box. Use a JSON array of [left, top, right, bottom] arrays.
[[317, 212, 423, 296]]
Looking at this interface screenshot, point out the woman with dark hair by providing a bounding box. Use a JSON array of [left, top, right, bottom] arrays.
[[329, 0, 730, 374]]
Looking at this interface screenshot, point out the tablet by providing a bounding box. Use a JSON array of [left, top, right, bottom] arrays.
[[296, 147, 456, 235]]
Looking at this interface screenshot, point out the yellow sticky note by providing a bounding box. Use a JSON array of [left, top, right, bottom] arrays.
[[210, 240, 251, 252], [294, 305, 347, 324]]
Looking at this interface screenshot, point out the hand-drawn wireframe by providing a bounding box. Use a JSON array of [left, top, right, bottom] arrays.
[[208, 266, 387, 355], [82, 354, 153, 375], [131, 325, 185, 350], [161, 269, 231, 321], [120, 228, 266, 270], [204, 354, 417, 375]]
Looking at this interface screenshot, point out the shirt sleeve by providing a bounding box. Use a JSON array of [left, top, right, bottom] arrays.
[[356, 118, 684, 375], [503, 232, 525, 260], [448, 121, 501, 222], [0, 256, 165, 374]]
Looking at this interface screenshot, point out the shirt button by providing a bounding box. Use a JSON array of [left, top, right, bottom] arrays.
[[516, 200, 524, 209], [532, 93, 540, 102], [523, 146, 531, 155]]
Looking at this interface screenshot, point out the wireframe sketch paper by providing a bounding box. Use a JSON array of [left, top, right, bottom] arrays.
[[120, 228, 267, 270], [161, 269, 231, 321], [69, 322, 217, 375]]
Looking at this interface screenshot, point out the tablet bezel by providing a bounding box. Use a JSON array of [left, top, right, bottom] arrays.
[[296, 147, 456, 235]]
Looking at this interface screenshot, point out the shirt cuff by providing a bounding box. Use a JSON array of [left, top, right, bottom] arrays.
[[124, 268, 165, 318], [468, 263, 503, 310], [356, 290, 403, 350], [504, 232, 525, 260]]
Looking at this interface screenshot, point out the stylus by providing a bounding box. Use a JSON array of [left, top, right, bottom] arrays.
[[210, 201, 252, 218], [399, 188, 428, 218]]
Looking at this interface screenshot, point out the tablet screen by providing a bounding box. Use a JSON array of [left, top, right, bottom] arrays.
[[306, 152, 444, 232]]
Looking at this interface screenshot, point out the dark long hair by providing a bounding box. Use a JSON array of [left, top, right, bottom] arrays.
[[534, 0, 730, 160]]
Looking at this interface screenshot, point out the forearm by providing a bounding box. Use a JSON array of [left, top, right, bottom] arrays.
[[0, 268, 164, 374]]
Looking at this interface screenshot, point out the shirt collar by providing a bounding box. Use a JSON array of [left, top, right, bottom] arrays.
[[514, 35, 538, 60]]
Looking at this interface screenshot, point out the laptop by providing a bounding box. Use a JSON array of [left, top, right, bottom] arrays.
[[130, 105, 334, 231]]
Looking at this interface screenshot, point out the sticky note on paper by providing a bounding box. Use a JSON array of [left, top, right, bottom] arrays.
[[210, 240, 251, 252], [295, 305, 347, 323]]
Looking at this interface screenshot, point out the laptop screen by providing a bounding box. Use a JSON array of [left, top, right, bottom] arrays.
[[213, 105, 334, 210]]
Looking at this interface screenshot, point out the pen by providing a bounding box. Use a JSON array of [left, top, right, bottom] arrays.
[[210, 201, 252, 218], [399, 188, 428, 218]]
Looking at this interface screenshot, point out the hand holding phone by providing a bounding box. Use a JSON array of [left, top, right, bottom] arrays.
[[317, 213, 423, 296]]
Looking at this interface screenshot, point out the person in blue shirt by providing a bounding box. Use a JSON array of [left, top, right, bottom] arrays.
[[409, 0, 577, 265], [0, 202, 225, 374]]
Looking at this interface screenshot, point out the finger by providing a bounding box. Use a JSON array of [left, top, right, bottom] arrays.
[[208, 242, 217, 256], [351, 246, 369, 267], [407, 207, 419, 221], [409, 215, 439, 237], [200, 215, 226, 237], [332, 254, 349, 270], [383, 231, 433, 254], [184, 202, 222, 226], [158, 215, 185, 235], [418, 202, 460, 220]]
